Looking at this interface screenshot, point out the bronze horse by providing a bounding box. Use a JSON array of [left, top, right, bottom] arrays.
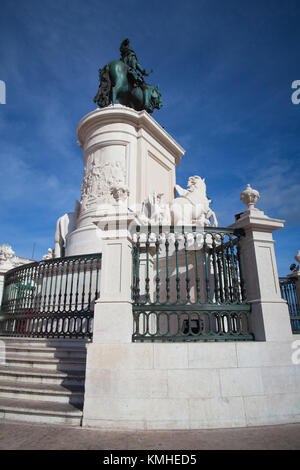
[[94, 60, 162, 114]]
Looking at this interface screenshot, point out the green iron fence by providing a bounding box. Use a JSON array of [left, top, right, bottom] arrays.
[[279, 277, 300, 333], [132, 225, 253, 342], [0, 253, 101, 338]]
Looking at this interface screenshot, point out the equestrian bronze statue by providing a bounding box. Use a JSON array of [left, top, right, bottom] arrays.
[[94, 39, 162, 114]]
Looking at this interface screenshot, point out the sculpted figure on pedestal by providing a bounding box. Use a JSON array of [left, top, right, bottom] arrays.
[[93, 39, 162, 114], [139, 192, 171, 226], [42, 248, 54, 260], [111, 184, 130, 205], [54, 201, 81, 258], [0, 244, 33, 269], [170, 176, 218, 227], [120, 38, 152, 88], [0, 244, 16, 266], [291, 250, 300, 273], [137, 177, 217, 228]]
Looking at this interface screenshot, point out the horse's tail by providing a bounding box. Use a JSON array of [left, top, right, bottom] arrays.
[[93, 64, 111, 108]]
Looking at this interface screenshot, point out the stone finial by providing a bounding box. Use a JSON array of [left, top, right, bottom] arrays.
[[295, 250, 300, 265], [240, 184, 260, 210]]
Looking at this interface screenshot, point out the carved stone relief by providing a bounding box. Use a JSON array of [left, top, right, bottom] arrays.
[[81, 153, 126, 209]]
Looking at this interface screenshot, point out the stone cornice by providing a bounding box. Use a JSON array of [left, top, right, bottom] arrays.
[[76, 105, 185, 166], [230, 208, 285, 233]]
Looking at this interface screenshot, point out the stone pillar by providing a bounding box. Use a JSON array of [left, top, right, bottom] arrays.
[[66, 105, 185, 256], [92, 211, 135, 344], [231, 206, 293, 342], [82, 210, 136, 427]]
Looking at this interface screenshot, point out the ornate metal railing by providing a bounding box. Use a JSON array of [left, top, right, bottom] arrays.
[[0, 253, 101, 338], [279, 277, 300, 333], [132, 225, 253, 342]]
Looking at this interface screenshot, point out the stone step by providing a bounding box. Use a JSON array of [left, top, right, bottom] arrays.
[[4, 355, 86, 372], [0, 337, 87, 426], [3, 345, 87, 360], [0, 366, 85, 386], [0, 380, 84, 405], [0, 337, 89, 350], [0, 397, 83, 426]]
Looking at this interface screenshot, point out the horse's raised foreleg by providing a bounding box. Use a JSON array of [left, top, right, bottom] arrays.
[[207, 209, 218, 227]]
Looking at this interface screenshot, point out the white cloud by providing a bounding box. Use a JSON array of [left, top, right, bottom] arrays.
[[251, 160, 300, 225]]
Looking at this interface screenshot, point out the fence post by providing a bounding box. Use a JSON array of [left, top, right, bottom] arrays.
[[231, 204, 293, 341]]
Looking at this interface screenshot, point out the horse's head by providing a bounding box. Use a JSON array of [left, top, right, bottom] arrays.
[[187, 176, 206, 195], [145, 84, 163, 114]]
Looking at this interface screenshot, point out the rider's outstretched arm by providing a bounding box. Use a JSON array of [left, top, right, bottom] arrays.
[[136, 61, 152, 76]]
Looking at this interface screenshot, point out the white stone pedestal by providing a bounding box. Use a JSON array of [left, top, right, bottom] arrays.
[[66, 105, 185, 256]]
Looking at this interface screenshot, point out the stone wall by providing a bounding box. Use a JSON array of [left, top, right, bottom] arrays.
[[83, 340, 300, 429]]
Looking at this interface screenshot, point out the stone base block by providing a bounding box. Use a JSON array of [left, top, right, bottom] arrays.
[[65, 225, 103, 256], [82, 340, 300, 430], [92, 301, 133, 344], [250, 300, 294, 342]]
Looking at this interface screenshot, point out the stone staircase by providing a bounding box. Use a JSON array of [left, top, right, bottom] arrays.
[[0, 337, 88, 426]]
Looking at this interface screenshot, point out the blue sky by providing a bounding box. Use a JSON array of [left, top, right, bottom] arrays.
[[0, 0, 299, 275]]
